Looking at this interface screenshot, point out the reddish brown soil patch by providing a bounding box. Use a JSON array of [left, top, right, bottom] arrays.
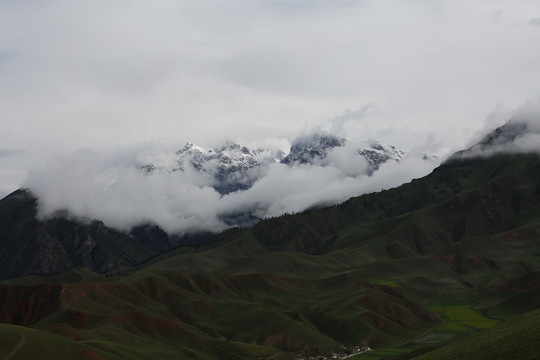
[[498, 273, 540, 293], [107, 311, 203, 346], [263, 331, 310, 352], [440, 252, 457, 263], [66, 346, 105, 360], [60, 309, 106, 328], [503, 231, 519, 240], [0, 284, 62, 325]]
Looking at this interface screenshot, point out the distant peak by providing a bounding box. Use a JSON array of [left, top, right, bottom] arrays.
[[476, 120, 528, 149], [449, 119, 537, 161], [293, 131, 346, 145], [178, 142, 205, 155], [356, 139, 405, 171], [282, 132, 346, 165]]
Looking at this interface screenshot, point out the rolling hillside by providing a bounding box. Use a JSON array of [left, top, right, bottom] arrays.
[[1, 124, 540, 358]]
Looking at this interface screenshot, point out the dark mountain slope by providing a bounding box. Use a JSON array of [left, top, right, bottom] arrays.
[[214, 153, 540, 259], [0, 190, 180, 281]]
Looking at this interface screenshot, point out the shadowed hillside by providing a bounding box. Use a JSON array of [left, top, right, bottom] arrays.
[[1, 126, 540, 358], [0, 190, 213, 280]]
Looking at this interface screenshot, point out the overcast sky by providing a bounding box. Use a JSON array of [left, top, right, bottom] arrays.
[[2, 0, 540, 198]]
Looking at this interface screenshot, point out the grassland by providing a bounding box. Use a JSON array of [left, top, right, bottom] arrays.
[[1, 154, 540, 359], [347, 298, 501, 360], [411, 307, 540, 360]]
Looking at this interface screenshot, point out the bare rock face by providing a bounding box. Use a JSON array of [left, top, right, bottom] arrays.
[[0, 284, 62, 325]]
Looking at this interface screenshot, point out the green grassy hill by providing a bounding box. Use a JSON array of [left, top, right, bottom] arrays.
[[409, 307, 540, 360], [1, 152, 540, 359]]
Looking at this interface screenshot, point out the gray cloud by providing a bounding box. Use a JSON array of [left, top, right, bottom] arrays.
[[0, 149, 27, 199], [24, 146, 226, 234], [492, 9, 503, 20], [0, 149, 25, 158], [529, 18, 540, 26], [327, 104, 377, 137]]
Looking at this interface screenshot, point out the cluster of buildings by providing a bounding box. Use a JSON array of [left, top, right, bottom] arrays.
[[294, 345, 372, 360]]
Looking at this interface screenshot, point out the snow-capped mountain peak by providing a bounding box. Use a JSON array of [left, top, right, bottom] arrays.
[[356, 139, 405, 170], [140, 134, 408, 196], [281, 132, 405, 171], [281, 132, 346, 165], [175, 142, 284, 194], [177, 142, 283, 169]]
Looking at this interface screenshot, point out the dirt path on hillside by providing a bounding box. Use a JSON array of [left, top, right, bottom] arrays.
[[5, 331, 27, 360]]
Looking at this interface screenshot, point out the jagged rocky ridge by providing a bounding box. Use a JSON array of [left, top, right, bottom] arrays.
[[356, 139, 405, 171], [281, 133, 346, 165], [282, 134, 405, 171], [176, 142, 286, 194], [142, 132, 406, 194]]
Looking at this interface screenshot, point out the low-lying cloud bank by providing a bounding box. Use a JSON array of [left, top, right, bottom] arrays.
[[24, 139, 439, 235]]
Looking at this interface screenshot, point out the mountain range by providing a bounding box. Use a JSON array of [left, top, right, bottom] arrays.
[[0, 121, 539, 359], [141, 132, 407, 195]]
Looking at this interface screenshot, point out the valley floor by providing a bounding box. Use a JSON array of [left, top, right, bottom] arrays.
[[348, 299, 500, 359]]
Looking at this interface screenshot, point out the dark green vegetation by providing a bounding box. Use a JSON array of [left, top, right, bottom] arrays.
[[410, 306, 540, 360], [1, 148, 540, 359]]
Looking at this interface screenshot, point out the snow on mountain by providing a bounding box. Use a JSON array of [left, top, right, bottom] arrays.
[[281, 133, 346, 165], [177, 142, 284, 172], [139, 133, 408, 196], [356, 139, 405, 171], [175, 142, 285, 194], [281, 132, 405, 172]]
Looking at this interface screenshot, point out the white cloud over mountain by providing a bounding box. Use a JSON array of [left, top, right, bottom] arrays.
[[24, 135, 439, 234]]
